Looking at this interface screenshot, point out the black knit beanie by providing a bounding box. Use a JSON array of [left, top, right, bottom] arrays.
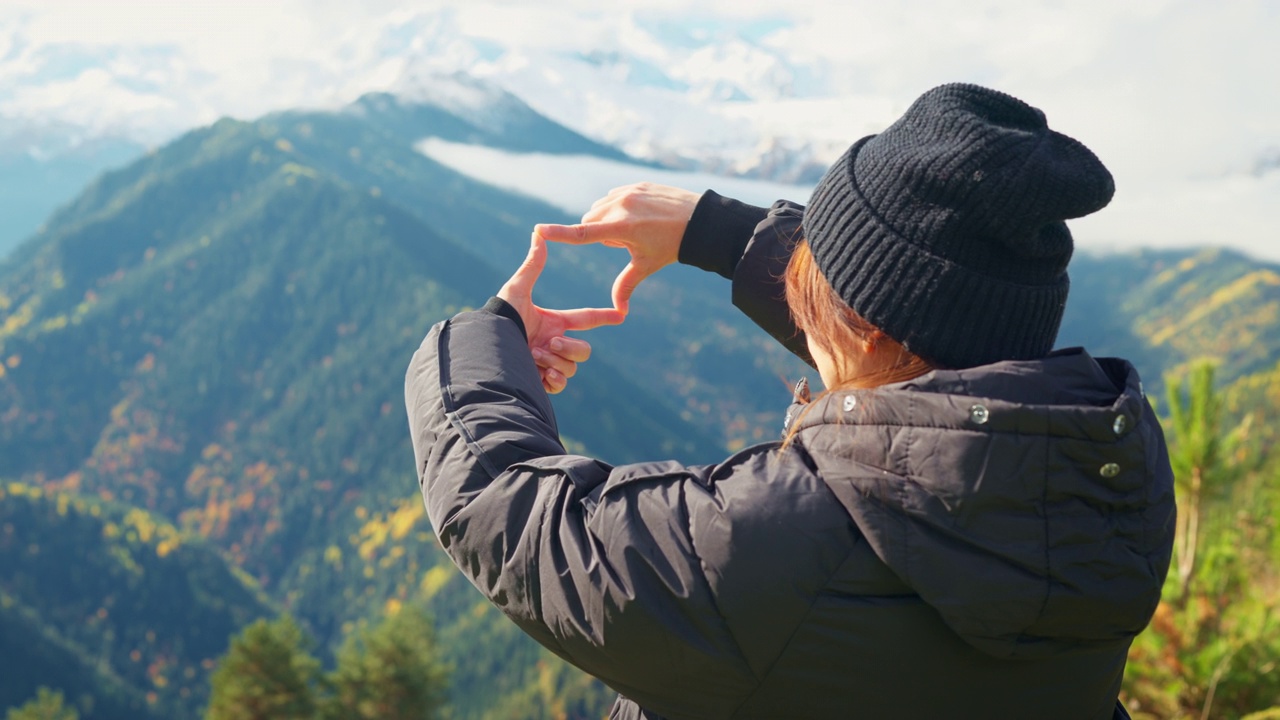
[[802, 83, 1115, 369]]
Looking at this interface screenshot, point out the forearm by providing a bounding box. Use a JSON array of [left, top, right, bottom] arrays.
[[677, 191, 770, 280], [404, 309, 752, 710], [405, 309, 566, 552], [679, 193, 813, 365]]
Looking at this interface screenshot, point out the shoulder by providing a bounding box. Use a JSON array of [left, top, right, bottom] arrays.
[[587, 442, 857, 578], [693, 443, 869, 674], [592, 442, 842, 524], [690, 441, 857, 579]]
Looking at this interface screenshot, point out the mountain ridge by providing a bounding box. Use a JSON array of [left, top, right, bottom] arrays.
[[2, 89, 1279, 718], [0, 97, 722, 718]]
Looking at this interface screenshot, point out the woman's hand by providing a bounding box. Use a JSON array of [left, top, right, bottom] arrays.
[[534, 183, 700, 315], [498, 232, 625, 393], [531, 335, 593, 394]]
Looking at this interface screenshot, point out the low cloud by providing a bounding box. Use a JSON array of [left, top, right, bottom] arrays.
[[1, 0, 1276, 259]]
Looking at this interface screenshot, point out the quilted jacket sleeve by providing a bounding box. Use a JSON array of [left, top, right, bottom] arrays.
[[406, 305, 856, 717], [679, 192, 812, 365], [404, 308, 763, 715]]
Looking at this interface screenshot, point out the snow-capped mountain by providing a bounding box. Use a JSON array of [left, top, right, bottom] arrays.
[[2, 2, 1279, 262], [372, 10, 879, 183], [0, 7, 866, 185], [0, 6, 869, 256]]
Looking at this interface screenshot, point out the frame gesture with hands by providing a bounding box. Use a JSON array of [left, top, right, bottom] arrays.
[[503, 183, 700, 394], [497, 232, 624, 394]]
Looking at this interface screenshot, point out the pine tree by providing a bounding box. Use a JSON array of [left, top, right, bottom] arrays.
[[1166, 362, 1230, 602], [320, 605, 448, 720], [6, 688, 78, 720], [1123, 361, 1280, 719], [205, 615, 321, 720]]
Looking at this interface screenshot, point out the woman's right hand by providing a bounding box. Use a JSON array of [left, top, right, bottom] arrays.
[[497, 233, 624, 394], [535, 183, 701, 315]]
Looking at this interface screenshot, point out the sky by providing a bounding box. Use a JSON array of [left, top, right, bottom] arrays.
[[1, 0, 1277, 260]]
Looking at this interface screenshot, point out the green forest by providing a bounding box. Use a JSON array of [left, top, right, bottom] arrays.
[[2, 93, 1279, 719]]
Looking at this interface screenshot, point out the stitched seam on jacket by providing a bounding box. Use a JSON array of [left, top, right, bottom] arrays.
[[528, 477, 559, 645], [681, 480, 759, 697], [726, 541, 859, 719], [435, 317, 562, 650], [437, 318, 501, 483], [726, 441, 856, 718], [903, 395, 914, 586]]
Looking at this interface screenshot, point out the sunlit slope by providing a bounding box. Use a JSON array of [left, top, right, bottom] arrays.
[[1062, 248, 1280, 389], [0, 105, 713, 718], [0, 482, 274, 720], [3, 87, 1278, 718]]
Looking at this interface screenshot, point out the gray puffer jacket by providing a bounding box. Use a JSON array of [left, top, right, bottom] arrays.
[[404, 192, 1175, 719]]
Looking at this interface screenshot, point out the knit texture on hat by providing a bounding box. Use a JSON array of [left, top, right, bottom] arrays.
[[802, 83, 1115, 369]]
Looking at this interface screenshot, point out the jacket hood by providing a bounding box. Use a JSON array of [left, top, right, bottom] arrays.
[[791, 348, 1175, 659]]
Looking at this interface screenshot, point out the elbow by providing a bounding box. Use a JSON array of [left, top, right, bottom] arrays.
[[404, 324, 448, 491]]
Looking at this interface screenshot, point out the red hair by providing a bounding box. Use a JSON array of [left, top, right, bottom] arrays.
[[781, 240, 934, 448]]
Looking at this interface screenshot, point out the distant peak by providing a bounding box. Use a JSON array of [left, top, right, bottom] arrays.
[[383, 70, 527, 133]]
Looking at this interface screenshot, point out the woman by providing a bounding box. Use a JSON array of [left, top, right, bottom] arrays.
[[405, 83, 1175, 719]]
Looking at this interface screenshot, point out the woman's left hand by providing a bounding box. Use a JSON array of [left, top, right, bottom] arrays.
[[498, 232, 625, 393]]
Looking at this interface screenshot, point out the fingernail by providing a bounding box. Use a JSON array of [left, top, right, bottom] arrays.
[[549, 338, 564, 351], [532, 347, 546, 360]]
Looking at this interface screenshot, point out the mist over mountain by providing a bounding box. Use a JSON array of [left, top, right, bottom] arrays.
[[4, 4, 1279, 262]]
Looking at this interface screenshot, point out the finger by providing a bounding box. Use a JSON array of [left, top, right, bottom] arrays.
[[587, 194, 611, 213], [533, 223, 592, 245], [542, 367, 566, 394], [508, 232, 548, 292], [532, 346, 577, 379], [611, 261, 649, 314], [536, 220, 629, 248], [553, 306, 626, 330], [580, 200, 616, 223], [588, 188, 625, 213], [607, 182, 647, 196], [548, 335, 591, 363], [546, 218, 634, 251]]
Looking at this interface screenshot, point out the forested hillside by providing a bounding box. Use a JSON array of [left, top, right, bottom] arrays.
[[1063, 249, 1280, 390], [2, 86, 1279, 718], [0, 482, 273, 719], [0, 91, 732, 718]]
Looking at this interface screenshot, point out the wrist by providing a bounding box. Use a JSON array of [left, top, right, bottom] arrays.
[[678, 191, 770, 280], [482, 296, 528, 340]]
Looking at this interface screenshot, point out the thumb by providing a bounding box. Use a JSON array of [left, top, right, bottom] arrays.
[[533, 222, 592, 245], [611, 261, 649, 315], [507, 232, 548, 298]]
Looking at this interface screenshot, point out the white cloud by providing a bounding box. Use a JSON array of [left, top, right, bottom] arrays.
[[419, 138, 1280, 264], [416, 137, 813, 215], [1073, 171, 1280, 262], [0, 0, 1276, 259], [5, 67, 176, 133]]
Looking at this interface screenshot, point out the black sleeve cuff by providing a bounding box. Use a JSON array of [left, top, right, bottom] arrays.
[[678, 190, 771, 281], [481, 296, 528, 341]]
